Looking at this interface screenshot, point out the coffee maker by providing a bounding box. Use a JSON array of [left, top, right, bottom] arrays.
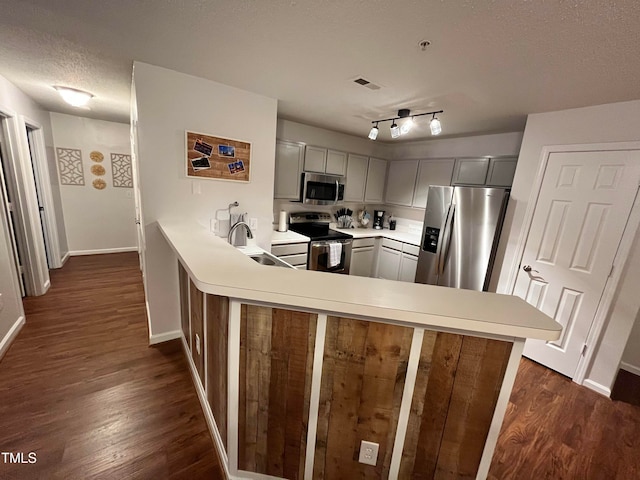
[[373, 210, 385, 230]]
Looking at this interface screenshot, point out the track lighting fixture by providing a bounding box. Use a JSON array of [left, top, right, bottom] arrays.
[[367, 109, 443, 140], [368, 122, 379, 140]]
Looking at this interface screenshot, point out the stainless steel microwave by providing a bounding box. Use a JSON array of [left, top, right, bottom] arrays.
[[300, 172, 345, 205]]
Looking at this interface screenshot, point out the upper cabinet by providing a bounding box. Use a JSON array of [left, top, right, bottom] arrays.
[[274, 140, 305, 200], [344, 154, 369, 202], [304, 146, 347, 176], [303, 145, 327, 173], [451, 157, 517, 187], [451, 158, 490, 185], [364, 157, 387, 203], [413, 159, 456, 208], [486, 157, 518, 187], [385, 160, 419, 206], [326, 150, 347, 176]]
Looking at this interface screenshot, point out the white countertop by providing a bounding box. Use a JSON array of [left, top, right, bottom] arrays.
[[271, 229, 310, 245], [270, 225, 421, 246], [330, 226, 422, 246], [160, 220, 561, 341]]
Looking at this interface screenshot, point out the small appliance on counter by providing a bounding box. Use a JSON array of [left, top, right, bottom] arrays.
[[373, 210, 385, 230], [357, 209, 371, 228]]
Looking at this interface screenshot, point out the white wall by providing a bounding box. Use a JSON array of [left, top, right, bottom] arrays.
[[389, 131, 523, 160], [495, 99, 640, 394], [50, 113, 136, 254], [133, 62, 277, 340], [0, 72, 67, 354]]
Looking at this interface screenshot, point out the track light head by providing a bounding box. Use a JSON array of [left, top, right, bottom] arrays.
[[400, 117, 414, 135], [430, 114, 442, 135], [390, 121, 400, 139], [368, 123, 379, 140]]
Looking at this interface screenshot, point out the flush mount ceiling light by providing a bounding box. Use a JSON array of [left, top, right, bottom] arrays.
[[54, 86, 94, 107], [368, 108, 443, 140], [368, 122, 379, 140]]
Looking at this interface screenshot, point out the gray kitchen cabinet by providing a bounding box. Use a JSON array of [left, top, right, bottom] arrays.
[[350, 243, 375, 277], [398, 252, 418, 282], [274, 140, 305, 199], [326, 150, 347, 176], [344, 154, 369, 202], [385, 160, 419, 207], [304, 145, 327, 173], [271, 242, 308, 269], [451, 158, 490, 185], [486, 157, 517, 187], [412, 159, 456, 208], [364, 157, 387, 203], [377, 246, 401, 280]]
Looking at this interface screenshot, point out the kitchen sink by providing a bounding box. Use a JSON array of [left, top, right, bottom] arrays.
[[248, 252, 294, 268]]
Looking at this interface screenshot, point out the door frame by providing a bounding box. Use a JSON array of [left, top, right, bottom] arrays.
[[505, 141, 640, 385], [0, 104, 51, 296], [23, 116, 63, 269]]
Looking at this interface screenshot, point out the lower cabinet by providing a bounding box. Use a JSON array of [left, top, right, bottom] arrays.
[[377, 238, 419, 282], [350, 237, 376, 277], [377, 246, 401, 280], [271, 242, 309, 269], [398, 252, 418, 282]]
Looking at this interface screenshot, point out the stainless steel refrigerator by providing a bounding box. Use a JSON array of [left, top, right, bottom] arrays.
[[415, 186, 509, 291]]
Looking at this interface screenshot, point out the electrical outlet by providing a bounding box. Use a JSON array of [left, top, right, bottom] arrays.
[[126, 190, 133, 198], [249, 217, 258, 231], [210, 218, 218, 234], [195, 334, 201, 355], [358, 440, 379, 466], [192, 181, 201, 195]]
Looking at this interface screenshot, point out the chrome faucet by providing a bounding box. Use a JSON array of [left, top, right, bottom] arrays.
[[228, 221, 254, 246]]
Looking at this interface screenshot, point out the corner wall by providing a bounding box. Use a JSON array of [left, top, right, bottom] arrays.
[[495, 99, 640, 394], [0, 72, 67, 355], [133, 62, 277, 340], [50, 113, 136, 254]]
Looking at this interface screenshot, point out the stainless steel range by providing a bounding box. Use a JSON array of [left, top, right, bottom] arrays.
[[288, 212, 352, 274]]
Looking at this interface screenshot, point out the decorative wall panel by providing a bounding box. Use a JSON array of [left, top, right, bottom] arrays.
[[56, 147, 84, 185], [111, 153, 133, 188]]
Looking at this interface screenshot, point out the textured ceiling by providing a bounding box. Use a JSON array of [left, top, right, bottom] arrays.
[[1, 0, 639, 141]]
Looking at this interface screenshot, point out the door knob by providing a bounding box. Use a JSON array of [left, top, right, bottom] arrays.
[[522, 265, 539, 273]]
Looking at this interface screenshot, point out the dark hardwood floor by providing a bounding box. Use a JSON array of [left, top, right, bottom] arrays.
[[0, 253, 224, 480], [2, 253, 639, 479], [489, 358, 640, 480]]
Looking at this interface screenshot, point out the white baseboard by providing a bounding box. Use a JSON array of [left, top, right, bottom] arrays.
[[0, 316, 25, 361], [620, 361, 640, 376], [69, 247, 138, 256], [582, 379, 611, 397], [60, 251, 70, 265], [148, 329, 182, 345]]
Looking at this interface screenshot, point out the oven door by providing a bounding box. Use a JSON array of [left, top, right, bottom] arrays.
[[309, 239, 352, 274], [301, 173, 345, 205]]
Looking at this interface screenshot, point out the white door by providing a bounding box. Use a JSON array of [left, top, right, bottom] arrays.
[[515, 150, 640, 378]]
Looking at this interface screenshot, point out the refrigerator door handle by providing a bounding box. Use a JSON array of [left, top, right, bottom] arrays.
[[435, 204, 453, 276], [438, 204, 456, 276]]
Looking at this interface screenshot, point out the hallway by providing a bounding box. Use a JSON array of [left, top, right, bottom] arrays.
[[0, 253, 224, 479]]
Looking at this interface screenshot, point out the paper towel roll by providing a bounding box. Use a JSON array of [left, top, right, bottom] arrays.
[[278, 210, 288, 232]]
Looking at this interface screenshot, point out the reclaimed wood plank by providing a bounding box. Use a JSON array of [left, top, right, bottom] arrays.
[[206, 294, 229, 450]]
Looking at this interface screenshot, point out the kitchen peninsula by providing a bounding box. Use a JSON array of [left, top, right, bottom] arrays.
[[160, 220, 561, 480]]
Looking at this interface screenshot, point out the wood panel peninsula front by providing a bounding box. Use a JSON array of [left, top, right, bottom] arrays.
[[159, 221, 561, 480]]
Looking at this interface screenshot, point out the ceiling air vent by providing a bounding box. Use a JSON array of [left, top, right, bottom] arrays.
[[353, 77, 381, 90]]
